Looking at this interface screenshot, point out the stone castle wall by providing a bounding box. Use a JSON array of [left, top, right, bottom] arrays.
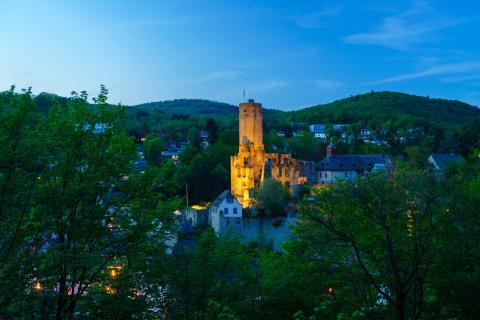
[[231, 100, 309, 207]]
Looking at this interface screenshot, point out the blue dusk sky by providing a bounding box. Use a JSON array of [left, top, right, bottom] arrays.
[[0, 0, 479, 110]]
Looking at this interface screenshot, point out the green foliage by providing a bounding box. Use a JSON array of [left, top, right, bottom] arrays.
[[254, 178, 290, 217], [0, 87, 171, 319], [294, 168, 472, 319], [144, 135, 164, 165], [290, 91, 480, 129], [2, 87, 480, 319], [133, 98, 238, 117]]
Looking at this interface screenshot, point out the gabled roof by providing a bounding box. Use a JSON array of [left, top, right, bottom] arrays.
[[429, 154, 464, 171], [310, 124, 326, 133], [316, 154, 390, 171], [211, 190, 237, 207]]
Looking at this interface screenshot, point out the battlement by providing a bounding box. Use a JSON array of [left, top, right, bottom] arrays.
[[239, 100, 263, 151]]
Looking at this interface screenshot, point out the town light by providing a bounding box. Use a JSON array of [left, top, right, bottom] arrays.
[[34, 281, 42, 291], [105, 285, 117, 294], [110, 269, 117, 279], [108, 265, 123, 279]]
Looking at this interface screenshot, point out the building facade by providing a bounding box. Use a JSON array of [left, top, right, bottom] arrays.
[[209, 190, 243, 235], [316, 143, 391, 184], [231, 99, 309, 207]]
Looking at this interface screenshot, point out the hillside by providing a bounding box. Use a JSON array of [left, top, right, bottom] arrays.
[[131, 99, 238, 117], [286, 91, 480, 128]]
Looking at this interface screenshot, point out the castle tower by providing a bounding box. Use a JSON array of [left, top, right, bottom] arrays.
[[230, 99, 308, 207], [239, 99, 263, 151], [231, 99, 266, 207]]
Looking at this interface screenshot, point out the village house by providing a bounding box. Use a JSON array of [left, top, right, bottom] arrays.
[[199, 130, 210, 149], [428, 153, 464, 173], [332, 124, 348, 132], [316, 143, 391, 184], [184, 204, 209, 228], [209, 190, 243, 236], [309, 124, 328, 140], [359, 128, 374, 141]]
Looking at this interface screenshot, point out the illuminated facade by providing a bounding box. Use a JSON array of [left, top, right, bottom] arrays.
[[230, 99, 310, 207]]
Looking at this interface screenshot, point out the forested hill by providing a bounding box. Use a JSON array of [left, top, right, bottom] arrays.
[[131, 99, 238, 117], [287, 91, 480, 128], [4, 90, 479, 129]]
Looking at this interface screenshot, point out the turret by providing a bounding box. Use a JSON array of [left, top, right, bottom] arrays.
[[238, 99, 264, 151]]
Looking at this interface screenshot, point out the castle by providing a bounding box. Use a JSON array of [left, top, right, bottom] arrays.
[[230, 99, 310, 207]]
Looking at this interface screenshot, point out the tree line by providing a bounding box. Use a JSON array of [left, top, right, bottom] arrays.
[[1, 88, 479, 319]]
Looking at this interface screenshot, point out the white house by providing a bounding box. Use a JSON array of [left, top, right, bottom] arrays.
[[360, 129, 373, 141], [209, 190, 243, 236], [316, 144, 391, 184], [309, 124, 328, 140]]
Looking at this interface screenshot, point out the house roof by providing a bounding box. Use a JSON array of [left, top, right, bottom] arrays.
[[211, 190, 236, 207], [429, 154, 464, 171], [179, 220, 194, 235], [310, 124, 326, 133], [161, 151, 178, 157], [316, 154, 390, 171]]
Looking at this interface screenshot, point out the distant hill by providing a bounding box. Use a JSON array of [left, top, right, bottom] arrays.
[[286, 91, 480, 128], [4, 90, 478, 129], [131, 99, 238, 117]]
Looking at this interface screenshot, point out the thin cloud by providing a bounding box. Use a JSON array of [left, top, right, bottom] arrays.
[[441, 74, 480, 83], [343, 1, 460, 50], [286, 6, 343, 29], [200, 69, 245, 82], [372, 61, 480, 84], [249, 78, 289, 93], [315, 79, 344, 90]]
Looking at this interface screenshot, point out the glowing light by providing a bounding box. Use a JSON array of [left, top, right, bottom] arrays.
[[107, 265, 123, 279], [34, 281, 42, 290], [105, 285, 116, 294], [327, 287, 334, 294], [191, 203, 210, 210]]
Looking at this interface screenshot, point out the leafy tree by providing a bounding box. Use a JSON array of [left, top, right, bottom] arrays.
[[206, 117, 218, 143], [254, 178, 290, 217], [144, 136, 164, 165], [0, 87, 170, 319], [294, 168, 465, 319], [187, 127, 201, 149]]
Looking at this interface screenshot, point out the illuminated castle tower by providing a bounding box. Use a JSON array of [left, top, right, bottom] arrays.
[[231, 99, 308, 208], [239, 99, 264, 151], [231, 99, 266, 207]]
